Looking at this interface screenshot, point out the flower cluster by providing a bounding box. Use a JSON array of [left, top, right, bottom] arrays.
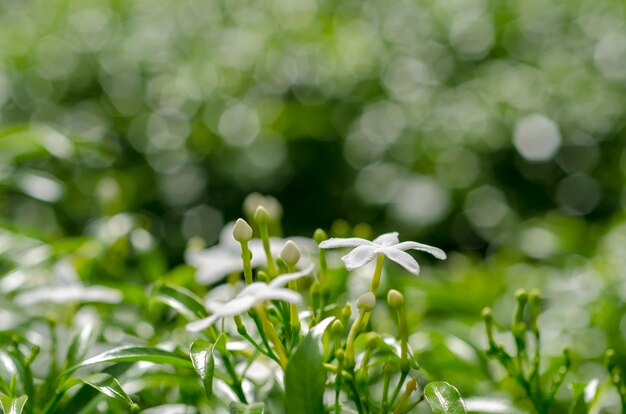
[[171, 196, 453, 413]]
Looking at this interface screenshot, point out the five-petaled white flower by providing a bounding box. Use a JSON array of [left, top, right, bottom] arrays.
[[318, 232, 446, 276], [186, 264, 314, 333]]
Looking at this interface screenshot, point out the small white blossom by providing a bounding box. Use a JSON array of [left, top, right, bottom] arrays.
[[319, 232, 446, 276], [186, 265, 314, 332]]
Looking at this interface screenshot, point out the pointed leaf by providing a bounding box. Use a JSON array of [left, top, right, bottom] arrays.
[[67, 373, 136, 408], [0, 395, 28, 414], [424, 381, 466, 414], [65, 346, 192, 374], [152, 284, 208, 320], [0, 350, 34, 406], [285, 335, 325, 414], [189, 335, 225, 400], [65, 322, 100, 368], [229, 402, 264, 414]]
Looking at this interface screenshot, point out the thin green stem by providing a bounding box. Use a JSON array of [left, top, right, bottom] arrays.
[[258, 222, 276, 276], [256, 305, 288, 369], [239, 241, 253, 285], [369, 254, 385, 294]]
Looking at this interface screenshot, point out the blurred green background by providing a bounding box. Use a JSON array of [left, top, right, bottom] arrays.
[[2, 0, 626, 410]]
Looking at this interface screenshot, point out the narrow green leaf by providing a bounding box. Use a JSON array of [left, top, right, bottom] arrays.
[[152, 284, 208, 320], [65, 322, 100, 369], [189, 335, 225, 400], [229, 402, 264, 414], [65, 346, 192, 374], [0, 395, 28, 414], [424, 381, 467, 414], [0, 350, 34, 409], [285, 335, 325, 414], [67, 373, 135, 408]]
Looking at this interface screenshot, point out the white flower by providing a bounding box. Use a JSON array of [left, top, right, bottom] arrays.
[[185, 222, 315, 284], [186, 265, 314, 332], [319, 232, 446, 276]]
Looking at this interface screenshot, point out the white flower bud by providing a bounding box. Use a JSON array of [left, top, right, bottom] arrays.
[[280, 240, 301, 266], [357, 292, 376, 312], [232, 218, 253, 242], [387, 289, 405, 308]]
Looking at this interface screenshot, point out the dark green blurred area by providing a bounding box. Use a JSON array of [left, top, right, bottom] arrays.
[[2, 0, 626, 260], [2, 0, 626, 410]]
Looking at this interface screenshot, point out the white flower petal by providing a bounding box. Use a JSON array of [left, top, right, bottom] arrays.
[[235, 282, 267, 298], [318, 237, 372, 249], [207, 296, 256, 316], [269, 264, 314, 288], [381, 247, 420, 276], [341, 245, 378, 270], [255, 288, 302, 305], [310, 317, 335, 338], [185, 314, 222, 332], [372, 232, 399, 246], [392, 241, 447, 260]]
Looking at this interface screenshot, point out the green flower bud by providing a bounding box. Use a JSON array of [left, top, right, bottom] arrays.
[[254, 205, 270, 224], [384, 361, 397, 375], [232, 218, 253, 242], [515, 288, 528, 304], [257, 270, 269, 283], [280, 240, 301, 266], [234, 315, 247, 336], [387, 289, 405, 308], [357, 292, 376, 312], [341, 304, 352, 320], [366, 333, 379, 350], [313, 228, 328, 244], [331, 319, 344, 337], [335, 349, 345, 362]]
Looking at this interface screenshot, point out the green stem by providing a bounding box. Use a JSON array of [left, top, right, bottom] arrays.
[[389, 372, 407, 409], [258, 222, 276, 276], [287, 263, 301, 335], [369, 254, 385, 294], [256, 305, 288, 369], [345, 312, 366, 368], [239, 241, 253, 285]]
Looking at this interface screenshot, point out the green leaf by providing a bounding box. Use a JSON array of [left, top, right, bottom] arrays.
[[424, 381, 467, 414], [0, 350, 34, 409], [67, 373, 135, 408], [152, 284, 208, 320], [189, 335, 225, 400], [65, 346, 192, 374], [65, 322, 100, 369], [285, 335, 325, 414], [0, 395, 28, 414], [229, 402, 264, 414]]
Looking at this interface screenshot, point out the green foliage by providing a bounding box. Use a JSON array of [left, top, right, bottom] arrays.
[[0, 395, 28, 414], [189, 336, 225, 400], [66, 346, 193, 373], [424, 382, 467, 414], [285, 335, 325, 414]]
